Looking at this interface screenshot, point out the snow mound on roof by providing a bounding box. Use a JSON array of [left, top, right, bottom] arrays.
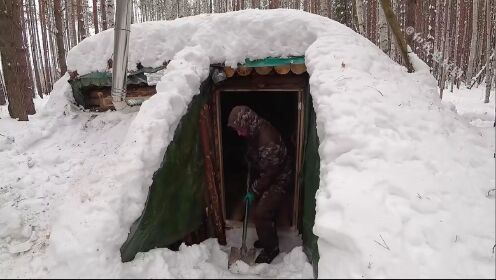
[[1, 9, 494, 278]]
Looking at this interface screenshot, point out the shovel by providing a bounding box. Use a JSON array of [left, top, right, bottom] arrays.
[[228, 162, 257, 268]]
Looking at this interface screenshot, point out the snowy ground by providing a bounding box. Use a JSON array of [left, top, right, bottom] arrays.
[[443, 85, 495, 129], [0, 9, 495, 279]]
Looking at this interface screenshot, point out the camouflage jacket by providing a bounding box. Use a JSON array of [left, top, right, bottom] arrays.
[[228, 106, 291, 196]]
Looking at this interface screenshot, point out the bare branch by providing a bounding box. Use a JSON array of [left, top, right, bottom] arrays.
[[374, 234, 391, 251]]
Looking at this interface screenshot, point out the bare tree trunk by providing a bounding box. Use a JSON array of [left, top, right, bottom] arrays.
[[370, 0, 377, 44], [321, 0, 330, 18], [39, 0, 50, 91], [484, 0, 493, 103], [451, 0, 462, 88], [47, 3, 58, 84], [20, 0, 36, 114], [83, 0, 90, 36], [439, 0, 454, 99], [379, 0, 415, 73], [474, 2, 487, 85], [100, 0, 107, 30], [34, 0, 47, 95], [269, 0, 279, 9], [27, 0, 43, 98], [64, 0, 71, 49], [457, 0, 469, 88], [77, 0, 86, 41], [53, 0, 68, 76], [0, 0, 31, 120], [453, 0, 462, 66], [252, 0, 260, 11], [466, 0, 479, 84], [405, 0, 416, 48], [0, 65, 6, 105], [106, 0, 114, 28], [70, 0, 78, 45], [92, 0, 100, 34]]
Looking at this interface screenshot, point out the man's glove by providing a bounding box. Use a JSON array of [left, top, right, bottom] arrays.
[[244, 191, 255, 205]]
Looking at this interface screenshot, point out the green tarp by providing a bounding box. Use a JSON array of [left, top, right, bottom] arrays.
[[244, 56, 305, 67], [120, 81, 211, 262], [68, 66, 165, 108]]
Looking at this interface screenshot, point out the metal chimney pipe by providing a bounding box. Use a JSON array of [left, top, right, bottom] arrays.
[[111, 0, 133, 110]]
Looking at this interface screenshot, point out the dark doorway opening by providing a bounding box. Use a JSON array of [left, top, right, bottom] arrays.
[[220, 91, 298, 228]]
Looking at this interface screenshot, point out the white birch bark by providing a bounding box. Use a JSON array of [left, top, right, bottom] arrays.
[[378, 0, 390, 54], [355, 0, 366, 35]]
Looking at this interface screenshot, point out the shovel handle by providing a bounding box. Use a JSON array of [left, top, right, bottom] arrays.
[[241, 161, 251, 248]]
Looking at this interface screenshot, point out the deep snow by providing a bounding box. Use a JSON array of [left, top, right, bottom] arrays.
[[0, 9, 494, 279]]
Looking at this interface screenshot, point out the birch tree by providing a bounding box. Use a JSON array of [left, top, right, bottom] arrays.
[[355, 0, 366, 36], [378, 0, 389, 54]]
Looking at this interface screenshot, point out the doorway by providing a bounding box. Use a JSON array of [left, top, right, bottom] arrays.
[[220, 91, 298, 228], [208, 71, 311, 258]]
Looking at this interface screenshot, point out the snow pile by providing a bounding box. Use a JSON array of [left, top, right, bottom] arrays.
[[1, 9, 494, 278]]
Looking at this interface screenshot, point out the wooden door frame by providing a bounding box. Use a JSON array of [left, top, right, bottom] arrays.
[[211, 73, 308, 230]]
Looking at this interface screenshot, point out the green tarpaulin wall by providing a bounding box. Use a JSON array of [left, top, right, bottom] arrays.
[[120, 79, 211, 262], [301, 91, 320, 278]]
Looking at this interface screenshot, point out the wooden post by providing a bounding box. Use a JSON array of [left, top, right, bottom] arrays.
[[379, 0, 415, 73], [199, 104, 227, 245]]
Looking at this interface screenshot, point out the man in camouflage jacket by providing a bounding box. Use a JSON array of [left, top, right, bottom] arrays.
[[228, 105, 292, 264]]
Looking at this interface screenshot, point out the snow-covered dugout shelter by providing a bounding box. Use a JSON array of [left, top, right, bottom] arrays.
[[69, 24, 320, 273], [30, 9, 493, 279]]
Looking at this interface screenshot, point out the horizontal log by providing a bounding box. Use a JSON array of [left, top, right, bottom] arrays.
[[224, 66, 235, 78], [255, 66, 273, 75], [274, 64, 291, 75], [236, 66, 252, 76], [290, 64, 306, 75]]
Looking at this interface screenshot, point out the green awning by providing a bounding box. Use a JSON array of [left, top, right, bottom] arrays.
[[243, 56, 305, 67]]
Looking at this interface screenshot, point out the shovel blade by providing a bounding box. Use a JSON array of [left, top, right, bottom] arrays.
[[228, 247, 257, 268]]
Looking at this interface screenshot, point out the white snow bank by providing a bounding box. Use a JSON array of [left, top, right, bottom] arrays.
[[1, 9, 494, 278]]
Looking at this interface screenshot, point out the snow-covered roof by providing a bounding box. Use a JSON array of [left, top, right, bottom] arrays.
[[1, 9, 494, 278]]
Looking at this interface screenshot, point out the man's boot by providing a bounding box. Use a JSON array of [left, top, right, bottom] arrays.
[[255, 247, 280, 264]]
